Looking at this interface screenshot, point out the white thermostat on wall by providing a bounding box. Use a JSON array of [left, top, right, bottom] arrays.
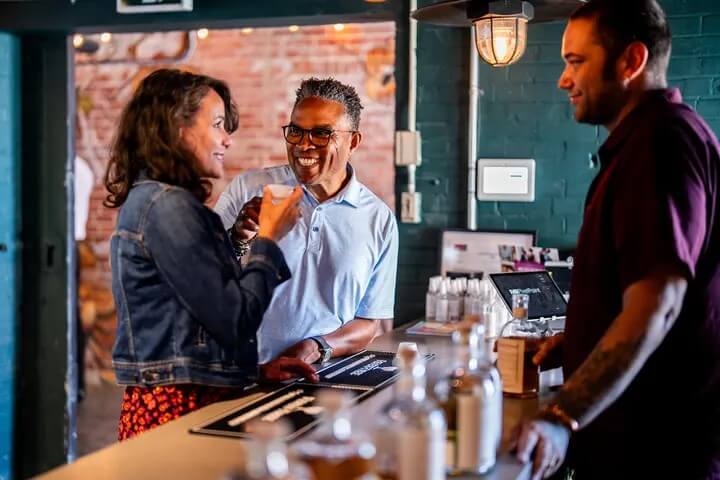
[[476, 158, 536, 202]]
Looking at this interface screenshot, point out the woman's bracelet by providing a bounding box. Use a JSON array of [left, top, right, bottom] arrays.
[[228, 228, 251, 257]]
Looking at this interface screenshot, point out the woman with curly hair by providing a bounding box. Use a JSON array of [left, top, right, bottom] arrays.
[[105, 69, 317, 440]]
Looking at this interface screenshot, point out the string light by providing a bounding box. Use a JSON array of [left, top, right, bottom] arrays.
[[197, 28, 209, 40], [100, 32, 112, 43]]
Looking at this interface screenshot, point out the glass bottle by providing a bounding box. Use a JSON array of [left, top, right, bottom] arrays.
[[478, 277, 495, 304], [374, 343, 446, 480], [293, 389, 376, 480], [447, 280, 462, 323], [463, 279, 482, 324], [496, 293, 548, 397], [434, 324, 502, 475], [223, 420, 310, 480], [435, 279, 450, 324], [425, 276, 442, 322], [477, 303, 499, 363]]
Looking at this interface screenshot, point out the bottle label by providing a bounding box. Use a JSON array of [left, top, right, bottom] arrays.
[[496, 337, 525, 394], [435, 299, 449, 323], [398, 426, 445, 480], [426, 293, 437, 320], [374, 425, 398, 477], [457, 394, 497, 471], [448, 300, 461, 322]]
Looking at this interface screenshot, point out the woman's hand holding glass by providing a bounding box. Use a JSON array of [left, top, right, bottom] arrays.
[[256, 186, 303, 243]]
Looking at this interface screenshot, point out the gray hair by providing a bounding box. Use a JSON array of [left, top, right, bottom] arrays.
[[294, 77, 363, 130]]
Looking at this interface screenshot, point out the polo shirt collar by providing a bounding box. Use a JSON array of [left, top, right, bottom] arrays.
[[598, 88, 682, 166], [338, 164, 363, 207], [297, 164, 361, 207]]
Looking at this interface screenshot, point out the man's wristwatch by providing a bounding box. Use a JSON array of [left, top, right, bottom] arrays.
[[310, 336, 333, 364]]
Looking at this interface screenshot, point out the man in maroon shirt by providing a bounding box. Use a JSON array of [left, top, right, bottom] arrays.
[[512, 1, 720, 479]]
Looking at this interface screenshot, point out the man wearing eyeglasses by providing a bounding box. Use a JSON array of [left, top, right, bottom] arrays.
[[214, 77, 398, 366]]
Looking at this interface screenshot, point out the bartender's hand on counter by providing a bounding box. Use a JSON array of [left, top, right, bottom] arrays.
[[511, 418, 570, 480], [259, 356, 319, 383], [533, 333, 565, 370], [280, 339, 322, 365]]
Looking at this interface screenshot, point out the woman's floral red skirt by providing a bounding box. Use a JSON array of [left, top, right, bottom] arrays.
[[118, 384, 244, 441]]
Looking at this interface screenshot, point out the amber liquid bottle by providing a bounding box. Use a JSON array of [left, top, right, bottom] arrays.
[[292, 390, 376, 480], [496, 293, 546, 398]]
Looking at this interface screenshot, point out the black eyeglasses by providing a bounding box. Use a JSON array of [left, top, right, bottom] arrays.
[[282, 124, 356, 147]]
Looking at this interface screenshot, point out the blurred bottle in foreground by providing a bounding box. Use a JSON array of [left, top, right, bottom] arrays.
[[374, 343, 446, 480], [293, 389, 376, 480], [434, 323, 502, 475], [223, 419, 310, 480]]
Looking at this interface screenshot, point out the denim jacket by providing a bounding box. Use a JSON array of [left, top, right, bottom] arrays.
[[110, 178, 290, 387]]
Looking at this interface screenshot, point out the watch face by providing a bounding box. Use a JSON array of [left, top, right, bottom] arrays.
[[321, 348, 332, 363]]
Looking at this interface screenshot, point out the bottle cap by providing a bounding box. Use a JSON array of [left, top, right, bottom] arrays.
[[247, 418, 291, 441], [428, 276, 442, 292], [315, 388, 351, 412], [396, 342, 419, 367]]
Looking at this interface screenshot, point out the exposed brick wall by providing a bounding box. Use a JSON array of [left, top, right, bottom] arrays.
[[396, 0, 720, 323], [75, 23, 396, 288]]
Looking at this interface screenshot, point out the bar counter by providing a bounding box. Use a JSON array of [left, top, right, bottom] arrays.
[[39, 326, 536, 479]]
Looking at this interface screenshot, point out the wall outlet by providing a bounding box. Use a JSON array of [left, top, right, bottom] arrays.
[[394, 130, 422, 166], [401, 191, 422, 223]]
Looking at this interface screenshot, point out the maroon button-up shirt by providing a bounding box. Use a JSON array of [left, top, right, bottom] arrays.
[[564, 89, 720, 478]]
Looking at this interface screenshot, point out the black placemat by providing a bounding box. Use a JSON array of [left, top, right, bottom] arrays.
[[190, 350, 401, 441], [190, 383, 368, 441], [315, 350, 400, 389]]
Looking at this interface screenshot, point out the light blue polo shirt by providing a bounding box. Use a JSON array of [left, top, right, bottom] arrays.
[[215, 165, 399, 362]]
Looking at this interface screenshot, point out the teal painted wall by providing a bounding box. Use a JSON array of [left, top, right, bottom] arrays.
[[394, 0, 720, 323], [0, 32, 19, 480], [395, 7, 470, 323]]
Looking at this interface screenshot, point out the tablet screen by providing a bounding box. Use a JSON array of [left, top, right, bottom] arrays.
[[490, 271, 567, 319]]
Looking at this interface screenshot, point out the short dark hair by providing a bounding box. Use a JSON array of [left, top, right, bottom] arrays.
[[294, 77, 363, 130], [571, 0, 671, 77], [105, 68, 239, 208]]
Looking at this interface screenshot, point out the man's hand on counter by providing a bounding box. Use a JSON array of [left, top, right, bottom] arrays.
[[511, 418, 570, 480], [280, 339, 322, 364], [258, 356, 319, 383]]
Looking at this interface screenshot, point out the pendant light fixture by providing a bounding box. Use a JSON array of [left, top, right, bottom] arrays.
[[412, 0, 586, 67]]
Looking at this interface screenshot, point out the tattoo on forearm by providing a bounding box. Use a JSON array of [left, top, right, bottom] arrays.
[[556, 336, 644, 428]]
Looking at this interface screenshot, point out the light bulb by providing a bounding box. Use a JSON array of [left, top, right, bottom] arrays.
[[474, 16, 528, 67]]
